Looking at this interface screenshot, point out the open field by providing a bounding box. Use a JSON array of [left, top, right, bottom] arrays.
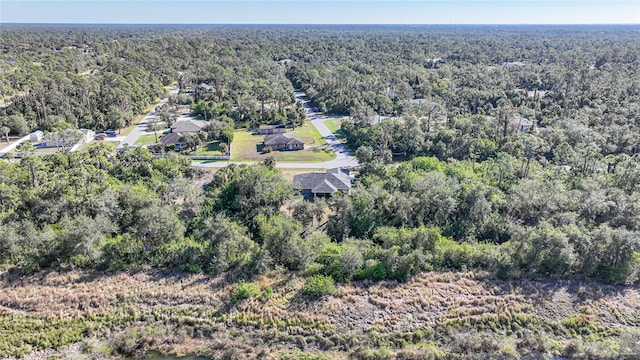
[[231, 122, 335, 163], [0, 270, 638, 359]]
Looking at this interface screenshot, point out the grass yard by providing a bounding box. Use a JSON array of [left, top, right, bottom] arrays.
[[135, 133, 160, 145], [231, 122, 335, 163], [79, 140, 118, 153], [291, 121, 327, 147], [324, 118, 349, 143], [191, 159, 229, 164], [195, 141, 224, 156], [34, 147, 60, 153], [324, 117, 347, 133]]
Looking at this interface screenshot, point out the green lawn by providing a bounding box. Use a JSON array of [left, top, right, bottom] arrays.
[[79, 140, 118, 153], [231, 122, 335, 163], [195, 141, 224, 156], [34, 147, 60, 153], [324, 118, 349, 143], [134, 133, 160, 145], [292, 121, 327, 147], [324, 118, 347, 134]]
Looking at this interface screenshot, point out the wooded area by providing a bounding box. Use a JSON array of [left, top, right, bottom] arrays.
[[0, 24, 639, 359]]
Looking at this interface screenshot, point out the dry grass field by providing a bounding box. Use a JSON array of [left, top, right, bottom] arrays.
[[1, 270, 639, 359]]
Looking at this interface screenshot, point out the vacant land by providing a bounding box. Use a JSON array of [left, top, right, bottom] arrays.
[[195, 141, 224, 156], [231, 122, 335, 163], [0, 270, 638, 359]]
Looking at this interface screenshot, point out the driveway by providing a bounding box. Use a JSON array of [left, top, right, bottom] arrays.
[[117, 87, 179, 150], [195, 91, 358, 169]]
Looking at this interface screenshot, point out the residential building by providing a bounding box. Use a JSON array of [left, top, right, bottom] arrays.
[[259, 124, 286, 135], [293, 168, 351, 198], [171, 119, 208, 134], [263, 133, 305, 151], [159, 132, 188, 151], [509, 116, 534, 132]]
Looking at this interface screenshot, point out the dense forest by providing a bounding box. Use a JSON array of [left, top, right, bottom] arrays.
[[1, 25, 639, 359]]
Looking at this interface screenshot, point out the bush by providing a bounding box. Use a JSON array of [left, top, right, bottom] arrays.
[[231, 281, 260, 302], [358, 259, 388, 281], [317, 242, 363, 283], [303, 275, 337, 297]]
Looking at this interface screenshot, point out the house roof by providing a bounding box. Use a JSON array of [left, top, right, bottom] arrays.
[[171, 120, 208, 133], [312, 179, 338, 194], [508, 116, 533, 126], [196, 83, 215, 91], [293, 170, 351, 194], [264, 133, 305, 146], [160, 132, 184, 145]]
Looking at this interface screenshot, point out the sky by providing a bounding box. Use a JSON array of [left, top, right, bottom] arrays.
[[1, 0, 638, 25]]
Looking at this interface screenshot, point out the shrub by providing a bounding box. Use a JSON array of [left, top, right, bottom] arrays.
[[303, 275, 337, 297], [358, 259, 388, 281], [317, 242, 363, 283], [231, 281, 260, 302]]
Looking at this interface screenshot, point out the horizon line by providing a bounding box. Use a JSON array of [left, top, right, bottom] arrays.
[[2, 22, 639, 26]]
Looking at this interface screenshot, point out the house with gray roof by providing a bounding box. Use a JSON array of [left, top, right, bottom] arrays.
[[159, 132, 188, 151], [508, 116, 534, 132], [293, 168, 351, 197], [171, 119, 208, 134], [259, 124, 286, 135], [264, 133, 305, 151]]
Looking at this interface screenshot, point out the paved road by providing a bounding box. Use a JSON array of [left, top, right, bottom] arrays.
[[195, 91, 358, 169], [117, 87, 179, 150]]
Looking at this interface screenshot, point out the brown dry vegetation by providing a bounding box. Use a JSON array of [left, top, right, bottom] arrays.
[[0, 270, 639, 359]]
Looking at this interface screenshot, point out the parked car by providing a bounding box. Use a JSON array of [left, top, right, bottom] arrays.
[[94, 133, 107, 140], [104, 129, 117, 138]]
